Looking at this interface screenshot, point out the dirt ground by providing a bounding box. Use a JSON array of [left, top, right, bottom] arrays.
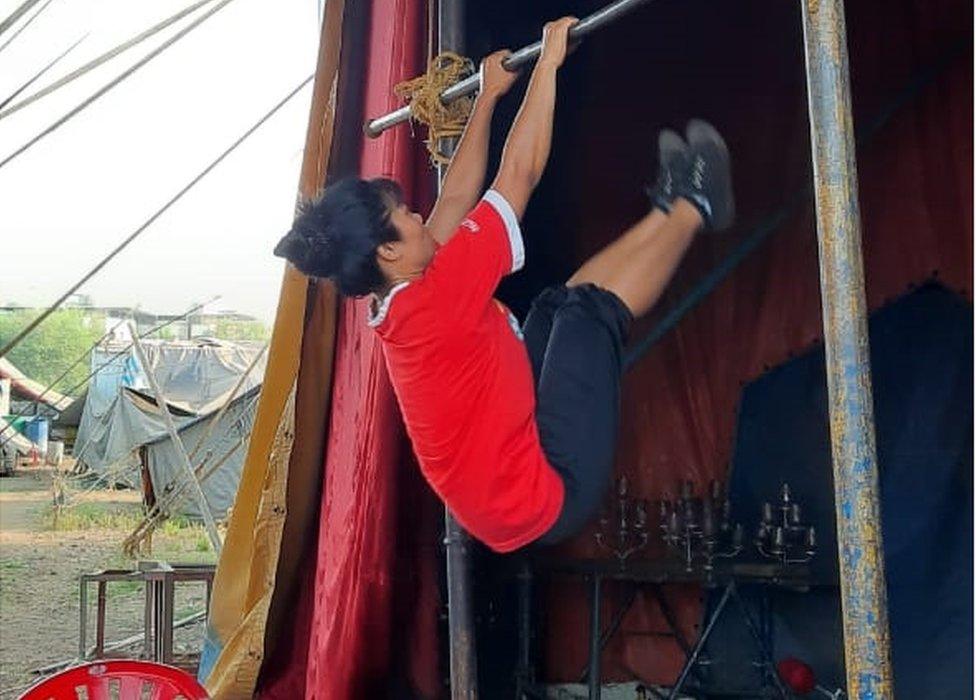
[[0, 466, 218, 698]]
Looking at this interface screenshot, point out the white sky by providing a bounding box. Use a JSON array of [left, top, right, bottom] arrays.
[[0, 0, 322, 324]]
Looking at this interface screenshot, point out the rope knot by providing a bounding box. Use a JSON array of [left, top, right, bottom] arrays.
[[395, 51, 475, 165]]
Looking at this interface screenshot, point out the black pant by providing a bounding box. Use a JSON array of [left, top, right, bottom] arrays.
[[522, 284, 633, 545]]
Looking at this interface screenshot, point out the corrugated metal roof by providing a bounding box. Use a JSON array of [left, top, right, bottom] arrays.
[[0, 357, 71, 411]]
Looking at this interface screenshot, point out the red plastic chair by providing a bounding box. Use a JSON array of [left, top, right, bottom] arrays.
[[20, 660, 210, 700]]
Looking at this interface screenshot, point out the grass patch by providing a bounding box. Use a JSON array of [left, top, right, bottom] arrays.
[[41, 501, 219, 565], [152, 535, 218, 566], [45, 502, 144, 531], [107, 580, 144, 598], [159, 516, 196, 535]]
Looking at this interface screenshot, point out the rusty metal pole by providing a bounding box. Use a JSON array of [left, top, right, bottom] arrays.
[[438, 2, 478, 698], [799, 0, 894, 696]]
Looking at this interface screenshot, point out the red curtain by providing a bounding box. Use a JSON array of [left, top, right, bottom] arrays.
[[300, 1, 440, 696], [259, 0, 440, 697]]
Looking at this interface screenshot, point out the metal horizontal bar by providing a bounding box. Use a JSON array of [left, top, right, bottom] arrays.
[[364, 0, 654, 138]]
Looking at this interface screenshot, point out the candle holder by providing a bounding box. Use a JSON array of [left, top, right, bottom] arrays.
[[660, 479, 744, 575], [595, 476, 650, 565], [754, 483, 817, 565]]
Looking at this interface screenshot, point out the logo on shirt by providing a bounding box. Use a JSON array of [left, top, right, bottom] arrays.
[[460, 218, 480, 233], [492, 300, 524, 341]]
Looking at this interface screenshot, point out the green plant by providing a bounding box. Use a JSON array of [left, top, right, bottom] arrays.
[[0, 309, 106, 395], [159, 515, 194, 536], [46, 502, 144, 531], [211, 318, 270, 342], [0, 309, 105, 393]]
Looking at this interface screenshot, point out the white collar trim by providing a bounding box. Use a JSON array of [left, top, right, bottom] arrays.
[[367, 281, 411, 327]]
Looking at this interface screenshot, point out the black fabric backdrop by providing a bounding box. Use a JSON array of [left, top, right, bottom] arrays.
[[708, 285, 973, 697]]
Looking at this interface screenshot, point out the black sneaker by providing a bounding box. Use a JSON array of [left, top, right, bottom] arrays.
[[645, 129, 689, 214], [676, 119, 735, 232]]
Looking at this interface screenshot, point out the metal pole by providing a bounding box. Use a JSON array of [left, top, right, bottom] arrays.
[[668, 581, 734, 700], [516, 560, 533, 698], [444, 514, 477, 698], [128, 323, 223, 553], [586, 574, 602, 700], [437, 5, 478, 697], [95, 581, 107, 658], [78, 578, 88, 659], [799, 0, 893, 696], [365, 0, 655, 137]]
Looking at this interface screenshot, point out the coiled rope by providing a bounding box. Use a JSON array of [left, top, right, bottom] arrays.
[[394, 52, 475, 165]]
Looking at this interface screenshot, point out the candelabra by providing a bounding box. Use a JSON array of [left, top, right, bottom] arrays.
[[660, 480, 744, 574], [595, 476, 649, 565], [754, 483, 817, 565]]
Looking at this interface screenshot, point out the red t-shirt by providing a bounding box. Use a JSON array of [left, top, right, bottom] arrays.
[[369, 190, 565, 552]]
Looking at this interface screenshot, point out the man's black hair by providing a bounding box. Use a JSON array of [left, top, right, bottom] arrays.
[[273, 177, 404, 297]]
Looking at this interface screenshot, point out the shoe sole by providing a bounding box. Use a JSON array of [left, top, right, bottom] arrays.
[[685, 119, 735, 231], [647, 129, 688, 209]]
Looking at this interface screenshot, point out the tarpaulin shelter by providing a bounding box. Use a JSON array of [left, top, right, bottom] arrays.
[[200, 0, 971, 697], [74, 339, 265, 486], [0, 416, 34, 457], [142, 384, 261, 520], [52, 389, 88, 430]]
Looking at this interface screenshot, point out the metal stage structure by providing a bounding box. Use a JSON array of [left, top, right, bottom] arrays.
[[363, 0, 896, 695]]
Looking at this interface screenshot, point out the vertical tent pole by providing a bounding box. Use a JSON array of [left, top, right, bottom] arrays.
[[586, 574, 602, 700], [799, 0, 893, 696], [129, 323, 223, 553], [438, 1, 478, 698]]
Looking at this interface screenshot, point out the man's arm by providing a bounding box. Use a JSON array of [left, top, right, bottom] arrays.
[[490, 17, 576, 220], [426, 51, 519, 245]]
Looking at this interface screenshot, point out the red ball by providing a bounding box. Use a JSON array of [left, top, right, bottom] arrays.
[[777, 657, 817, 694]]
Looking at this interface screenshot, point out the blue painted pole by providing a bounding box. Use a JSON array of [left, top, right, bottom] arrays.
[[799, 0, 894, 696]]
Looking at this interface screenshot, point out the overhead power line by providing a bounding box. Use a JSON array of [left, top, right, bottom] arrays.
[[0, 75, 313, 361], [0, 33, 86, 112], [0, 0, 218, 121], [0, 0, 238, 170], [0, 0, 43, 38], [0, 0, 56, 55]]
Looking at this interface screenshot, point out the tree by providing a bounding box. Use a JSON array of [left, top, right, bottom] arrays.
[[211, 318, 270, 342], [0, 310, 105, 397]]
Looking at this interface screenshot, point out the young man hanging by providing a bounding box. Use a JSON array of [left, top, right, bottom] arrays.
[[274, 18, 735, 553]]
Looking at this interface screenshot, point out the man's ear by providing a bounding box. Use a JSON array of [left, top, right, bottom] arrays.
[[376, 241, 400, 262]]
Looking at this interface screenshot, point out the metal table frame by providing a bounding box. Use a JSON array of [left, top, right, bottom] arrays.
[[519, 558, 812, 700], [79, 563, 214, 664]]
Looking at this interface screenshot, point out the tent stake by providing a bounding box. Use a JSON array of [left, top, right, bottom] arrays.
[[800, 0, 893, 696]]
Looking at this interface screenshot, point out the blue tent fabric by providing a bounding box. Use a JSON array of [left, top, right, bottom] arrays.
[[704, 285, 973, 696]]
